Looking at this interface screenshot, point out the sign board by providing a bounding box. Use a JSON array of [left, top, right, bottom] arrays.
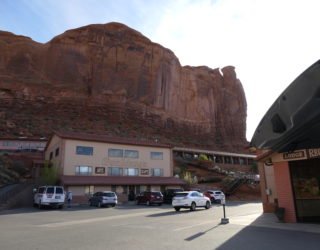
[[283, 151, 305, 160]]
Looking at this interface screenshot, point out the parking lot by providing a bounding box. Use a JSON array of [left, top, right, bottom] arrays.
[[1, 202, 320, 250]]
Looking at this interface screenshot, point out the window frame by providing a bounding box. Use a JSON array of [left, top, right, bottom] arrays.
[[75, 165, 93, 175], [150, 151, 164, 160], [108, 148, 124, 158], [124, 150, 139, 159], [151, 168, 163, 176], [76, 146, 93, 156], [108, 167, 123, 176]]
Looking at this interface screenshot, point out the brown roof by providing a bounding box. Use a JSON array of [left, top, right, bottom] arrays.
[[47, 131, 172, 149], [61, 175, 186, 186]]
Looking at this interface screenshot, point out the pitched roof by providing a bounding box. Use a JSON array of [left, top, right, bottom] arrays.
[[48, 131, 172, 149], [61, 175, 186, 186]]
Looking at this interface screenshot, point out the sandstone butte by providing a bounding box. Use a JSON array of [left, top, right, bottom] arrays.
[[0, 22, 248, 152]]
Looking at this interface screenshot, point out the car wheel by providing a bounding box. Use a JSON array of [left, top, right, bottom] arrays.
[[174, 207, 180, 212], [146, 201, 150, 206], [205, 201, 210, 209], [190, 202, 196, 211], [111, 204, 116, 207], [59, 204, 64, 209]]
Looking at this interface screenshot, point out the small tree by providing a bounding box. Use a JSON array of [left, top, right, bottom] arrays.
[[199, 154, 209, 161], [183, 171, 198, 185], [40, 161, 58, 185]]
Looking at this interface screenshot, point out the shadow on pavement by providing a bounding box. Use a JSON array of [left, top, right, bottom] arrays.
[[184, 224, 220, 241]]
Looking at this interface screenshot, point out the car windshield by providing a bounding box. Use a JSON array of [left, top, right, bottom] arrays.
[[46, 187, 54, 194], [151, 192, 162, 195], [56, 187, 64, 194], [174, 192, 188, 197], [103, 192, 115, 197]]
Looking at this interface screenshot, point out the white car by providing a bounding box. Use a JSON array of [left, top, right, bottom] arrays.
[[172, 191, 211, 211], [33, 186, 65, 209], [205, 190, 225, 203], [89, 191, 118, 207]]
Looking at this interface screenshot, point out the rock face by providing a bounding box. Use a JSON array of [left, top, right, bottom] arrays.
[[0, 22, 247, 151]]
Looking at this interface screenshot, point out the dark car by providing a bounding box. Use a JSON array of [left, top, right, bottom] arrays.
[[163, 188, 184, 204], [135, 191, 163, 206], [89, 191, 118, 208]]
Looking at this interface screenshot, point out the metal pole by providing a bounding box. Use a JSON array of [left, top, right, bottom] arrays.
[[220, 198, 229, 224]]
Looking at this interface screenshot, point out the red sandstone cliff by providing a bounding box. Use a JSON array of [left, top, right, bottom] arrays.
[[0, 22, 247, 151]]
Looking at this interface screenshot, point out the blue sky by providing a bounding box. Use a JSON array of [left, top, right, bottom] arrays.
[[1, 0, 320, 140]]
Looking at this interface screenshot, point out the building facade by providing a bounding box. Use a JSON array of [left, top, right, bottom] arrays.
[[45, 131, 185, 203], [258, 148, 320, 223]]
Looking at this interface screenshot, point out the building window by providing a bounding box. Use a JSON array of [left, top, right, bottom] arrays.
[[49, 152, 53, 160], [224, 156, 232, 164], [85, 185, 94, 195], [151, 168, 163, 176], [150, 152, 163, 160], [108, 167, 123, 176], [233, 157, 239, 164], [55, 147, 60, 157], [239, 158, 246, 165], [95, 167, 105, 174], [75, 165, 93, 175], [124, 150, 139, 159], [215, 155, 223, 163], [140, 169, 149, 175], [123, 168, 139, 176], [108, 149, 123, 158], [76, 146, 93, 155]]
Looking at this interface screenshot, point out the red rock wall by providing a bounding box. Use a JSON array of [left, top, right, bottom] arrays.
[[0, 22, 247, 151]]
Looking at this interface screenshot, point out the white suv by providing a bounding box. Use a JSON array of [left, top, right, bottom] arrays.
[[172, 191, 211, 211], [205, 190, 225, 203], [33, 186, 65, 209]]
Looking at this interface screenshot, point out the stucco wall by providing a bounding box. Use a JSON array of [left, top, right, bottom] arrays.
[[273, 161, 296, 222]]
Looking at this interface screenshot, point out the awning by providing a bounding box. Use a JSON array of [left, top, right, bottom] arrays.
[[251, 60, 320, 152]]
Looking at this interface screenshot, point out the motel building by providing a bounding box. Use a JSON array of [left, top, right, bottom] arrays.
[[45, 131, 185, 203], [252, 60, 320, 223]]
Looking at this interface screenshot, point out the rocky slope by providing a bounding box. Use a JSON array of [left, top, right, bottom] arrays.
[[0, 22, 247, 151]]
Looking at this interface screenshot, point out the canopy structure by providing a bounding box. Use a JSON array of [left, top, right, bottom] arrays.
[[251, 60, 320, 152]]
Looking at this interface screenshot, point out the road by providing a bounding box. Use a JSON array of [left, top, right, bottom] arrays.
[[0, 202, 320, 250]]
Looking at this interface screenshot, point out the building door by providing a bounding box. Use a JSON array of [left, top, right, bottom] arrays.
[[290, 159, 320, 223]]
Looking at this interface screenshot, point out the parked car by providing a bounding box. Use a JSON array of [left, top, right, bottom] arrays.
[[89, 191, 118, 208], [136, 191, 163, 206], [172, 191, 211, 211], [163, 188, 184, 204], [204, 190, 225, 203], [33, 186, 65, 209]]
